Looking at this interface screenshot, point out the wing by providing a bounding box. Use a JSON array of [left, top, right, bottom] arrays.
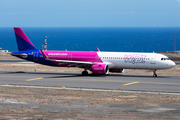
[[40, 49, 102, 66]]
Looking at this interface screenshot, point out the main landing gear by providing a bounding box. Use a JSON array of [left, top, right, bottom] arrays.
[[153, 70, 157, 77], [82, 71, 88, 76]]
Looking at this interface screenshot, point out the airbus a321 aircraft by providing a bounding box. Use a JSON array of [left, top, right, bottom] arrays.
[[11, 27, 176, 77]]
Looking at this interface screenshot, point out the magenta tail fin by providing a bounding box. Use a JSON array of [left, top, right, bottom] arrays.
[[14, 27, 37, 51]]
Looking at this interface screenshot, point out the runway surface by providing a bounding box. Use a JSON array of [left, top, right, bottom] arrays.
[[0, 70, 180, 92], [0, 60, 34, 64]]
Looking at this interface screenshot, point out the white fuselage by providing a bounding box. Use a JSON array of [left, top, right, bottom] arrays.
[[97, 52, 176, 70]]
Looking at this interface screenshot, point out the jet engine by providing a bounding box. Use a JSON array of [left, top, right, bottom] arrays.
[[109, 68, 124, 73], [91, 64, 109, 75]]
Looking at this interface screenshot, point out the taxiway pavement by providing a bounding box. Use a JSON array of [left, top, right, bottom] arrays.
[[0, 60, 34, 64], [0, 70, 180, 92]]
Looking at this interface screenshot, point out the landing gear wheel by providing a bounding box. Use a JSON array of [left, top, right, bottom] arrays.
[[153, 74, 157, 77], [153, 70, 157, 77], [82, 71, 88, 76]]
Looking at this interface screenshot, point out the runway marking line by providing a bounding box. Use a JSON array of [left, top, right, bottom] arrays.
[[123, 82, 139, 86], [26, 77, 44, 81]]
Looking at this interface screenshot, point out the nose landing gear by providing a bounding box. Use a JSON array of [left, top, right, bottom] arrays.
[[153, 70, 157, 77], [82, 70, 88, 76]]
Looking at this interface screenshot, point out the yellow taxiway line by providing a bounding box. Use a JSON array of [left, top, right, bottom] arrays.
[[123, 82, 139, 86], [26, 77, 44, 81]]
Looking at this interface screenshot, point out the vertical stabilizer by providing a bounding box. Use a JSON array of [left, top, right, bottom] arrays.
[[14, 27, 37, 51]]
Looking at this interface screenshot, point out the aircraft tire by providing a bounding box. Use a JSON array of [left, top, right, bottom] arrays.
[[82, 71, 88, 76], [153, 74, 157, 77]]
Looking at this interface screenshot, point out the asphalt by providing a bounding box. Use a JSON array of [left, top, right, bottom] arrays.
[[0, 70, 180, 93], [0, 60, 34, 64]]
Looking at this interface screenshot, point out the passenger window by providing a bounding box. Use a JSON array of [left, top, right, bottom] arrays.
[[161, 58, 163, 60]]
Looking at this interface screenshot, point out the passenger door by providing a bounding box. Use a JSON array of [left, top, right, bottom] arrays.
[[33, 52, 38, 61], [68, 54, 72, 61], [151, 54, 156, 68]]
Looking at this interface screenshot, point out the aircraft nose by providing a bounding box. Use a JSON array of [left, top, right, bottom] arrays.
[[169, 61, 176, 68]]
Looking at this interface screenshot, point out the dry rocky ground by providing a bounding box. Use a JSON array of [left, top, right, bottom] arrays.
[[0, 85, 180, 120], [0, 52, 180, 119]]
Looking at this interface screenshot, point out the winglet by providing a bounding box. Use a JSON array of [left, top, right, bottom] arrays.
[[40, 49, 49, 59], [96, 47, 100, 52]]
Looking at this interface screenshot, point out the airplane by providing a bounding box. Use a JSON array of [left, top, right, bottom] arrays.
[[11, 27, 176, 77]]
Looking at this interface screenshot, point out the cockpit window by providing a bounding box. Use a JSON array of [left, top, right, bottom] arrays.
[[161, 58, 170, 60]]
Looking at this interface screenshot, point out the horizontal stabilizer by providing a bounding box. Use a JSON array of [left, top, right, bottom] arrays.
[[11, 53, 28, 58]]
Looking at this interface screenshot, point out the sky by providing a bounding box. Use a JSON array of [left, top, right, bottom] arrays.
[[0, 0, 180, 27]]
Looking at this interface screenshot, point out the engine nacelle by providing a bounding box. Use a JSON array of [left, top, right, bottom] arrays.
[[109, 68, 124, 73], [92, 64, 109, 75]]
